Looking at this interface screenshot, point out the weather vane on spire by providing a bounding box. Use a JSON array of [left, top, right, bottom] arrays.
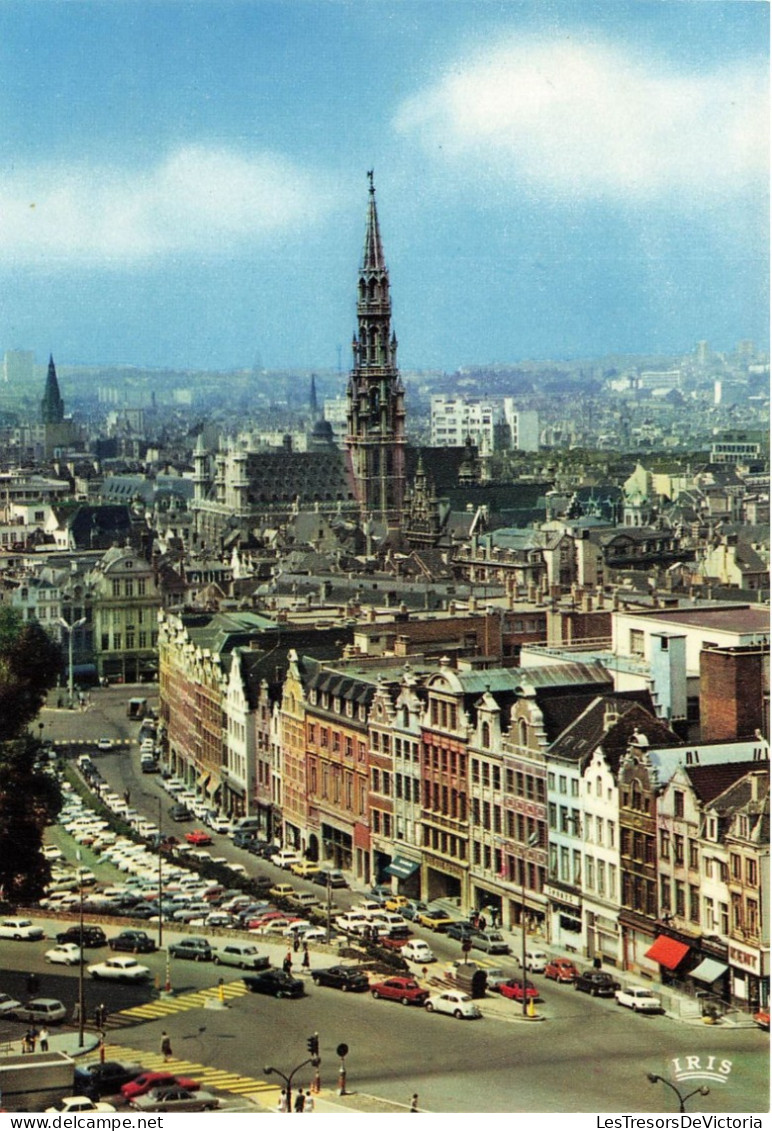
[[367, 169, 374, 192]]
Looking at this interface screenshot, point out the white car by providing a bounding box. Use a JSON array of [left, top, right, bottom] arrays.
[[41, 845, 64, 861], [46, 1097, 116, 1114], [401, 940, 436, 964], [425, 991, 482, 1020], [615, 986, 663, 1013], [87, 957, 151, 983], [334, 912, 369, 936], [0, 993, 22, 1015], [518, 949, 549, 974], [0, 917, 45, 941], [45, 943, 83, 966]]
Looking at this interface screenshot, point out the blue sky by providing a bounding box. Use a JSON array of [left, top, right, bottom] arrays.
[[0, 1, 767, 372]]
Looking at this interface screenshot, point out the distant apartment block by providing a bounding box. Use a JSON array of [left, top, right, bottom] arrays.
[[429, 395, 538, 452]]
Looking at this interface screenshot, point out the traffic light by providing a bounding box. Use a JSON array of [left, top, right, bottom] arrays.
[[307, 1033, 319, 1057]]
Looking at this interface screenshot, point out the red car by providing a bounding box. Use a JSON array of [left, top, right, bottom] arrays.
[[121, 1072, 200, 1099], [371, 977, 430, 1006], [185, 830, 213, 846], [500, 978, 540, 1002], [544, 958, 579, 983]]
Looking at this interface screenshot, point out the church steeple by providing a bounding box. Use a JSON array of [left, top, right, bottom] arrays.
[[40, 354, 64, 425], [345, 173, 406, 529]]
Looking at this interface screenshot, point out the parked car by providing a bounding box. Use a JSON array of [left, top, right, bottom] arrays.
[[10, 998, 67, 1024], [445, 922, 481, 943], [401, 900, 430, 921], [544, 958, 579, 983], [0, 917, 45, 941], [243, 970, 305, 999], [0, 993, 22, 1015], [401, 940, 436, 964], [370, 977, 429, 1006], [185, 829, 213, 846], [74, 1060, 144, 1099], [168, 936, 212, 962], [518, 949, 548, 973], [56, 925, 107, 948], [131, 1087, 220, 1113], [212, 942, 270, 970], [615, 986, 663, 1013], [87, 956, 152, 983], [415, 907, 456, 932], [499, 978, 540, 1003], [168, 804, 193, 822], [270, 849, 302, 870], [314, 868, 349, 889], [45, 943, 82, 966], [290, 860, 320, 878], [574, 970, 621, 997], [470, 930, 511, 956], [425, 991, 482, 1020], [121, 1072, 200, 1100], [384, 894, 409, 912], [311, 966, 370, 992], [46, 1096, 116, 1114], [753, 1008, 770, 1030], [109, 930, 157, 954], [335, 912, 369, 936], [97, 738, 113, 750], [269, 882, 297, 901]]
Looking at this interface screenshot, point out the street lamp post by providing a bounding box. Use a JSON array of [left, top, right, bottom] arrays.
[[646, 1074, 710, 1112], [75, 849, 85, 1047], [58, 616, 86, 707], [264, 1037, 320, 1114], [142, 793, 164, 950], [521, 831, 539, 1017]]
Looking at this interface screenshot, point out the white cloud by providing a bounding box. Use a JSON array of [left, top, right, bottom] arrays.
[[0, 147, 339, 266], [394, 37, 769, 203]]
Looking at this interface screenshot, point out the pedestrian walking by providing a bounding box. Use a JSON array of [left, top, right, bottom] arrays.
[[304, 1090, 315, 1112], [410, 1094, 419, 1112], [283, 951, 293, 974], [39, 1027, 49, 1053], [160, 1031, 172, 1061], [277, 1089, 288, 1113], [294, 1091, 306, 1112], [293, 930, 300, 953], [301, 942, 310, 970]]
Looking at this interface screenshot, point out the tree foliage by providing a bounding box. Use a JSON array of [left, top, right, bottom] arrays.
[[0, 608, 62, 901]]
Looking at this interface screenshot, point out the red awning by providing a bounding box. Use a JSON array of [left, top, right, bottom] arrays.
[[645, 935, 690, 970]]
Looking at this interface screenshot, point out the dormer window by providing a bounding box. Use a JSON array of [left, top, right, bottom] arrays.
[[481, 721, 491, 748], [345, 700, 353, 718]]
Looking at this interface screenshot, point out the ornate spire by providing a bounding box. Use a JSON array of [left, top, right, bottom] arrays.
[[40, 354, 64, 425], [362, 170, 386, 273]]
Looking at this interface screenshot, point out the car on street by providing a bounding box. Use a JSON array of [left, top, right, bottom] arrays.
[[415, 907, 456, 932], [445, 922, 481, 943], [87, 956, 152, 983], [45, 1096, 116, 1114], [401, 940, 436, 964], [56, 925, 107, 948], [185, 829, 213, 846], [10, 998, 67, 1024], [499, 978, 540, 1003], [168, 804, 193, 822], [212, 942, 270, 970], [615, 986, 663, 1013], [0, 917, 45, 940], [425, 991, 482, 1020], [97, 738, 113, 750], [370, 977, 430, 1006], [0, 993, 22, 1015], [109, 930, 157, 954], [269, 882, 297, 900], [311, 966, 370, 992], [121, 1072, 201, 1100], [168, 936, 213, 962], [544, 958, 580, 983], [384, 894, 409, 912], [45, 942, 82, 965], [130, 1087, 220, 1113], [73, 1060, 144, 1099], [290, 860, 320, 878], [470, 930, 511, 955], [314, 868, 349, 888], [574, 970, 621, 997], [243, 969, 305, 999], [270, 849, 303, 870], [518, 949, 549, 972], [753, 1008, 770, 1030], [400, 900, 430, 921], [334, 911, 369, 936]]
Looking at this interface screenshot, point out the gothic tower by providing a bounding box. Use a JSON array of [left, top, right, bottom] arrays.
[[345, 173, 406, 529], [40, 355, 64, 424]]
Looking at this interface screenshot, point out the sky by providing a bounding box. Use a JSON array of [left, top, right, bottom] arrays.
[[0, 0, 768, 373]]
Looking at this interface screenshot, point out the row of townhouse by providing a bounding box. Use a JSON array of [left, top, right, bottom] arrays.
[[157, 615, 769, 1013]]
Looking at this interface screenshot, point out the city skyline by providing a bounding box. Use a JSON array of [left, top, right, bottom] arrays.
[[0, 1, 768, 373]]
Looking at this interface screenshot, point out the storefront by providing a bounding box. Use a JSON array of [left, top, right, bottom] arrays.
[[728, 939, 768, 1012], [545, 881, 583, 953]]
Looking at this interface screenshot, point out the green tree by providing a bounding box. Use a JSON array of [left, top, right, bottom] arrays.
[[0, 608, 62, 901]]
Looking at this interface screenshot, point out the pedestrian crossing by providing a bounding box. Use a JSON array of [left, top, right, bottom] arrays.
[[108, 979, 250, 1026], [101, 1038, 280, 1099]]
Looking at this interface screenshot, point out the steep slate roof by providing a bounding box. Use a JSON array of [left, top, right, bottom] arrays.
[[549, 693, 679, 771], [686, 761, 770, 806]]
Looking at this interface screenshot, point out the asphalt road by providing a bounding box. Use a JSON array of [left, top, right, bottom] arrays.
[[20, 685, 769, 1114]]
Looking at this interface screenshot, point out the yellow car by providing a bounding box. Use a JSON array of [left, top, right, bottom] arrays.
[[416, 908, 456, 932], [269, 883, 297, 901], [385, 895, 409, 912], [291, 861, 321, 879]]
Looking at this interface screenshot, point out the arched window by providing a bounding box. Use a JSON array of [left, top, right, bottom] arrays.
[[518, 719, 528, 747], [481, 721, 491, 748]]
